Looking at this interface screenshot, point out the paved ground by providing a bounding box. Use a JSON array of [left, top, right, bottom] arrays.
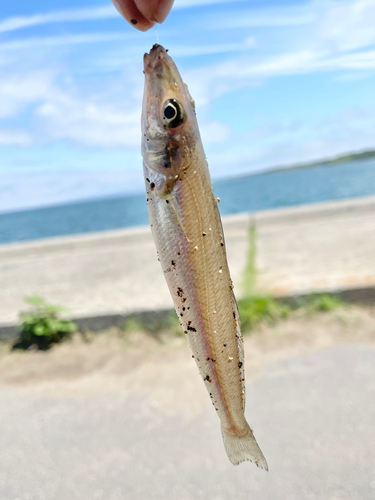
[[0, 306, 374, 499], [1, 196, 375, 326]]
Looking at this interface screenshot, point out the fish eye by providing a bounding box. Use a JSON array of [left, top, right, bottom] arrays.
[[163, 99, 184, 128], [164, 103, 177, 120]]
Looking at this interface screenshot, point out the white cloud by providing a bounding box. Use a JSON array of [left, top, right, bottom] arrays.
[[0, 70, 56, 119], [0, 6, 116, 34], [216, 13, 316, 29], [185, 51, 317, 105], [318, 0, 375, 51], [335, 71, 370, 82], [0, 34, 255, 56], [207, 105, 375, 178], [200, 1, 318, 31], [0, 61, 142, 147], [324, 49, 375, 71], [0, 0, 374, 181], [35, 88, 141, 148], [172, 38, 256, 57], [186, 43, 375, 106], [174, 0, 244, 8], [0, 129, 32, 146], [194, 40, 374, 95], [187, 0, 375, 102], [0, 0, 243, 34], [200, 121, 231, 143], [0, 169, 144, 213], [0, 32, 133, 51]]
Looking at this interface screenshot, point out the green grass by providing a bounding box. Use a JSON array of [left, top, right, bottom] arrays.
[[120, 291, 344, 338], [242, 222, 257, 295], [237, 224, 345, 333], [15, 296, 77, 350], [122, 311, 181, 337], [238, 295, 291, 333], [238, 222, 291, 332], [302, 293, 342, 314]]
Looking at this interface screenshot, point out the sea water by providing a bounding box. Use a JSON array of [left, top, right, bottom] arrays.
[[1, 159, 374, 245]]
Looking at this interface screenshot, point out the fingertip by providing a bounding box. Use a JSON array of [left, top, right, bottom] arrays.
[[134, 0, 175, 24], [111, 0, 156, 31]]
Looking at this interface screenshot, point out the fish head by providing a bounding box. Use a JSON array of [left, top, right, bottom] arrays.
[[142, 44, 200, 181]]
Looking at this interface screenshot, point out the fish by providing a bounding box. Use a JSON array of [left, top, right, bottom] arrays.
[[141, 44, 268, 470]]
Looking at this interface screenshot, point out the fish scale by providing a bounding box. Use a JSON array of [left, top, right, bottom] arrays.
[[141, 44, 268, 469]]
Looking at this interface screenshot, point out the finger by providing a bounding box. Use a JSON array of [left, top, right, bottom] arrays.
[[134, 0, 174, 24], [111, 0, 154, 32]]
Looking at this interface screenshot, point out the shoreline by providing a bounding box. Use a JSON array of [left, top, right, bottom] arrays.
[[1, 195, 375, 332], [1, 192, 375, 250], [1, 151, 374, 220]]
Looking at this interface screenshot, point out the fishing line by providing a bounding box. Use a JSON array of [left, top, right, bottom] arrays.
[[155, 24, 159, 44]]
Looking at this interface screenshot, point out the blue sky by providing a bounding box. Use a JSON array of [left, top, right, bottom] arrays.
[[1, 0, 375, 212]]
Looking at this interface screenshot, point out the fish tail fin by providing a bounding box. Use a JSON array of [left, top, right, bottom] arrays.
[[221, 424, 268, 470]]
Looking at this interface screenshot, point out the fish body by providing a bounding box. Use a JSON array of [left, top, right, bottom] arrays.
[[141, 44, 267, 469]]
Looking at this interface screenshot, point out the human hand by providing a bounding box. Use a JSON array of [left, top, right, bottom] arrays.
[[111, 0, 175, 32]]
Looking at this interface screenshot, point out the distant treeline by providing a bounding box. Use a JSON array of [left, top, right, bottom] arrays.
[[318, 150, 375, 165], [271, 149, 375, 175]]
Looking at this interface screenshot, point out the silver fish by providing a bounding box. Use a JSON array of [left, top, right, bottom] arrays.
[[141, 44, 268, 469]]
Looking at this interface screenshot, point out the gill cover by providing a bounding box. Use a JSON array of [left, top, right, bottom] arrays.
[[141, 44, 201, 181]]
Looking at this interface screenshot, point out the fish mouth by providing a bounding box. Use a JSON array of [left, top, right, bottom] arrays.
[[144, 44, 169, 73]]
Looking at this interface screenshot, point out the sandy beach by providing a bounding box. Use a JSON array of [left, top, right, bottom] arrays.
[[1, 195, 374, 329]]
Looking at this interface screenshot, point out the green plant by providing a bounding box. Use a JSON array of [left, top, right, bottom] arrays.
[[304, 293, 342, 314], [15, 296, 77, 350], [242, 223, 257, 296], [122, 316, 146, 333], [238, 223, 290, 332], [122, 310, 181, 337], [238, 295, 290, 333]]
